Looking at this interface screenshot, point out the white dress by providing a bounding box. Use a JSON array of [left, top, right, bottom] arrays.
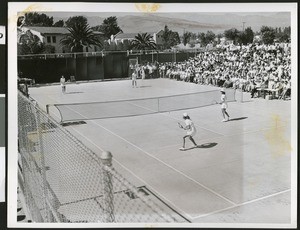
[[141, 68, 145, 80], [221, 94, 228, 109], [185, 119, 196, 136]]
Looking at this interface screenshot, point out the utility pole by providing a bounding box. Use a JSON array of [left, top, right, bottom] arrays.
[[242, 22, 246, 31]]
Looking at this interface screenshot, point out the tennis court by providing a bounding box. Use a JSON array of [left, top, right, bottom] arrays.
[[27, 78, 291, 224]]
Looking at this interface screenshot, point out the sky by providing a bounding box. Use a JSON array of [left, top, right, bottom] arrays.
[[44, 11, 288, 21]]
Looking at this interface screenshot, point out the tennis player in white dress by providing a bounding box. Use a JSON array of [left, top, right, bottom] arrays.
[[132, 71, 137, 88], [178, 113, 198, 151], [220, 88, 230, 122]]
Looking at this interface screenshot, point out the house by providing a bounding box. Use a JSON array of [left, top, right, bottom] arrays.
[[113, 30, 164, 49], [18, 26, 103, 53]]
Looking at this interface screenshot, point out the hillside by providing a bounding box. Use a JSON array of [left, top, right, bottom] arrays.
[[51, 12, 291, 34]]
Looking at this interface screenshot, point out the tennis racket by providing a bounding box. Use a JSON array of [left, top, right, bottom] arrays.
[[178, 122, 184, 129]]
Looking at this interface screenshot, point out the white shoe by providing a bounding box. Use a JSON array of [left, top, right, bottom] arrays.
[[179, 147, 186, 151], [222, 119, 226, 122]]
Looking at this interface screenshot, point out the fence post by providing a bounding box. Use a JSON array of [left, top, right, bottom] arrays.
[[34, 105, 54, 222], [240, 88, 244, 103], [100, 151, 115, 223]]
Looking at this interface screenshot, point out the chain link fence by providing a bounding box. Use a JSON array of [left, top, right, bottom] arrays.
[[18, 91, 186, 223]]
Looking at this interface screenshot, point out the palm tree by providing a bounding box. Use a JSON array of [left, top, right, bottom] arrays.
[[60, 22, 102, 53], [130, 33, 157, 51]]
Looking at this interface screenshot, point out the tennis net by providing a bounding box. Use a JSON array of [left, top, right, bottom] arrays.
[[18, 91, 186, 223], [47, 88, 236, 123]]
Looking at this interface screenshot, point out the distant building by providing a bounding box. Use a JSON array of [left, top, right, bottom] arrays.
[[18, 26, 103, 53], [114, 30, 164, 49], [253, 35, 262, 43]]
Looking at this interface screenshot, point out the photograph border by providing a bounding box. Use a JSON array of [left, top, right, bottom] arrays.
[[7, 2, 298, 228]]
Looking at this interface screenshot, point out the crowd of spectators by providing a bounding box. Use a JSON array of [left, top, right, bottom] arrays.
[[151, 43, 291, 100]]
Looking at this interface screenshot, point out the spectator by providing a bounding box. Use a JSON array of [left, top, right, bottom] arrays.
[[155, 42, 290, 101]]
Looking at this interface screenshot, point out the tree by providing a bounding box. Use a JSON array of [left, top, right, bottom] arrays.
[[44, 44, 56, 54], [65, 16, 88, 28], [198, 31, 216, 47], [93, 16, 123, 39], [236, 27, 254, 45], [53, 20, 64, 27], [275, 26, 290, 43], [224, 28, 240, 44], [161, 25, 180, 49], [103, 40, 114, 51], [244, 27, 254, 44], [130, 33, 157, 51], [182, 31, 192, 46], [205, 31, 216, 45], [161, 25, 171, 48], [24, 12, 54, 26], [260, 26, 276, 44], [282, 26, 291, 42], [168, 31, 181, 47], [18, 30, 45, 54], [215, 33, 223, 44], [60, 22, 102, 52]]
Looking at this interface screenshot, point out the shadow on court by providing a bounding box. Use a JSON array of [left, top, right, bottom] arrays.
[[65, 92, 84, 94], [181, 143, 218, 151], [198, 142, 218, 148], [138, 85, 152, 88], [228, 116, 248, 122]]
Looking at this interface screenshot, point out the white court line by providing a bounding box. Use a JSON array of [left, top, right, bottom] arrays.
[[61, 104, 236, 209], [46, 90, 229, 137], [44, 92, 289, 220], [127, 100, 225, 136], [190, 189, 291, 220], [90, 119, 237, 206], [40, 93, 193, 220], [0, 95, 5, 97], [148, 122, 288, 152], [194, 124, 288, 144], [66, 125, 192, 220]]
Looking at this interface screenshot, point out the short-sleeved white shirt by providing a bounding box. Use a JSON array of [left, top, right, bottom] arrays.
[[60, 77, 65, 86], [185, 119, 196, 136], [132, 72, 137, 80], [221, 94, 228, 109]]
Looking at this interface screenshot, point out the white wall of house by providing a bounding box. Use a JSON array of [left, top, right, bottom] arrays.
[[19, 27, 103, 54], [44, 34, 66, 53], [153, 30, 164, 47]]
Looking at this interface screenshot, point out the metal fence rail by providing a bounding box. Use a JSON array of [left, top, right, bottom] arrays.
[[18, 91, 185, 223]]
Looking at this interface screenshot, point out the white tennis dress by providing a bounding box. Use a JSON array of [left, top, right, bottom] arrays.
[[221, 94, 228, 109], [185, 119, 196, 136]]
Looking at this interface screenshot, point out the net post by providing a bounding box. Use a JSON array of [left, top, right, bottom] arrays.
[[100, 151, 115, 223], [46, 104, 49, 115]]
